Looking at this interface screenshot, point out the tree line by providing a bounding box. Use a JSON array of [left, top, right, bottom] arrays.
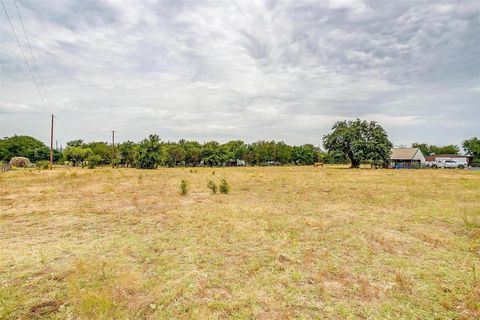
[[1, 119, 479, 169]]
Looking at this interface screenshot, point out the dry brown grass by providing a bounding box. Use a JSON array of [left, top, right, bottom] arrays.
[[1, 166, 479, 319]]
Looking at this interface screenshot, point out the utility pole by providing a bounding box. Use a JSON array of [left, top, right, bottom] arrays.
[[111, 130, 115, 168], [50, 114, 54, 170]]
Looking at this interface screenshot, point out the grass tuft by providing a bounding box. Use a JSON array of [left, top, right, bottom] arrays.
[[219, 178, 230, 194]]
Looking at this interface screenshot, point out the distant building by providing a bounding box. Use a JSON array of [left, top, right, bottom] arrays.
[[425, 154, 473, 167], [389, 148, 426, 169]]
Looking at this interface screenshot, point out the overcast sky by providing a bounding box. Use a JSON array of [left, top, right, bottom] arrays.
[[1, 0, 479, 148]]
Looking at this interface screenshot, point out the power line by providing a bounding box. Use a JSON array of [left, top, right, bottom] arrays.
[[13, 0, 46, 98], [1, 0, 46, 105]]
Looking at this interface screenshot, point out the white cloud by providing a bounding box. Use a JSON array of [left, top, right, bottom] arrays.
[[0, 0, 479, 147]]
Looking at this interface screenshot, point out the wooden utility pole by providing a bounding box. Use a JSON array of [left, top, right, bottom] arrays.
[[50, 114, 54, 170], [111, 130, 115, 168]]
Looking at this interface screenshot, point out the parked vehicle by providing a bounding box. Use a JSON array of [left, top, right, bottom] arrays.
[[431, 159, 465, 169]]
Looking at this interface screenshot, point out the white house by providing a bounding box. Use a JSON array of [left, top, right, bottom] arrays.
[[389, 148, 426, 169]]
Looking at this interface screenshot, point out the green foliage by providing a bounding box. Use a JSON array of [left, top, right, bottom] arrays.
[[201, 141, 228, 166], [36, 160, 50, 170], [63, 147, 93, 167], [162, 143, 186, 167], [207, 180, 217, 194], [292, 144, 317, 165], [219, 179, 230, 194], [412, 143, 460, 156], [134, 135, 162, 169], [83, 142, 111, 164], [222, 140, 247, 163], [323, 119, 392, 168], [180, 180, 188, 195], [463, 137, 480, 162], [66, 139, 84, 147], [118, 141, 136, 167], [179, 140, 202, 166], [319, 151, 347, 164], [86, 154, 102, 169], [0, 135, 50, 163]]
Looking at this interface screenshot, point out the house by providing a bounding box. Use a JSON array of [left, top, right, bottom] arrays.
[[389, 148, 426, 169], [425, 154, 473, 167]]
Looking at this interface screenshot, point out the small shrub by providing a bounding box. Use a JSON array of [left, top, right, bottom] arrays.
[[219, 179, 230, 194], [36, 160, 50, 170], [207, 180, 217, 194], [86, 155, 102, 169], [212, 171, 215, 175], [180, 180, 188, 196]]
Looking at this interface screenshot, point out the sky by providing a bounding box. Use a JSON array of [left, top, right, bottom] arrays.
[[1, 0, 479, 148]]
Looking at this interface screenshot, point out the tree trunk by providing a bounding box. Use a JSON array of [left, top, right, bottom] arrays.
[[350, 158, 361, 168]]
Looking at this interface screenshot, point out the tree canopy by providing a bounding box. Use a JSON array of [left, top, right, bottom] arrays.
[[322, 119, 392, 168], [0, 135, 50, 163], [134, 135, 162, 169], [5, 127, 473, 170], [462, 137, 480, 162], [411, 143, 460, 155]]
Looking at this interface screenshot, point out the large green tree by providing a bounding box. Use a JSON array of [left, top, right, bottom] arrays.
[[180, 140, 202, 166], [323, 119, 392, 168], [63, 146, 93, 167], [462, 137, 480, 162], [118, 141, 136, 167], [134, 135, 163, 169], [83, 142, 111, 164], [291, 144, 318, 165], [0, 135, 50, 162], [162, 143, 186, 167], [201, 141, 228, 166]]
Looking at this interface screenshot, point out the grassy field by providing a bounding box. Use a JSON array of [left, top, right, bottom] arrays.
[[1, 166, 479, 319]]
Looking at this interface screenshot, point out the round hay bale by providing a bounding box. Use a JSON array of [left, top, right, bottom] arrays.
[[9, 157, 34, 168]]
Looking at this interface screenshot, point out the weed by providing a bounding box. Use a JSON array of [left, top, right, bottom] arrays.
[[463, 208, 480, 236], [207, 180, 217, 194], [180, 180, 188, 195], [219, 179, 230, 194]]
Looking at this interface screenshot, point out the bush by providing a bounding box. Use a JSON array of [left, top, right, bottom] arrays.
[[86, 154, 102, 169], [36, 160, 50, 170], [207, 180, 217, 194], [180, 180, 188, 196], [219, 179, 230, 194]]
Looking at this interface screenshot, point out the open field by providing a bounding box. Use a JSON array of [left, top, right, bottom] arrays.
[[1, 166, 479, 319]]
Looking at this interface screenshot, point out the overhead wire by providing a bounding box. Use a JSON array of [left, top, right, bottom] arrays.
[[1, 0, 46, 106], [13, 0, 46, 98]]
